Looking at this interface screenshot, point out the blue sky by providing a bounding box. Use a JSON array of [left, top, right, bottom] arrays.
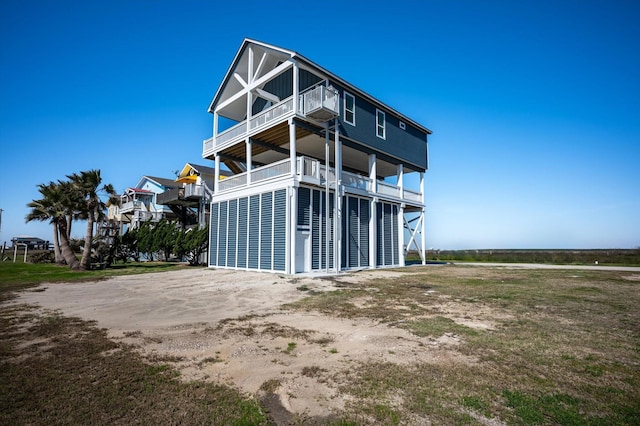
[[1, 0, 638, 249]]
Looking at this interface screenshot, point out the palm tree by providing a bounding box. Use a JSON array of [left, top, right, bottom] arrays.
[[68, 170, 119, 270], [26, 181, 80, 268]]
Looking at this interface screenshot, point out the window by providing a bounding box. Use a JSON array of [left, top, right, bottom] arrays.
[[376, 109, 386, 139], [344, 92, 355, 125], [399, 121, 406, 130]]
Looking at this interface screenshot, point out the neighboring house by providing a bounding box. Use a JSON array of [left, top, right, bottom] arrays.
[[156, 163, 232, 229], [11, 236, 49, 250], [204, 38, 431, 274], [111, 176, 180, 232]]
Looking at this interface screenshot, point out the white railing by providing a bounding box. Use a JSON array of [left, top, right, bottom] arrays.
[[404, 188, 423, 203], [213, 154, 422, 204], [300, 85, 340, 119], [300, 156, 319, 179], [250, 97, 294, 130], [184, 183, 205, 198], [342, 170, 371, 191], [119, 200, 140, 213], [217, 121, 247, 146], [203, 137, 214, 154], [216, 158, 292, 193], [377, 181, 400, 198], [218, 173, 247, 192], [252, 158, 291, 182], [204, 98, 295, 157]]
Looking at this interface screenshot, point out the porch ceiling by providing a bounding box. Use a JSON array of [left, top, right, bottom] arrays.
[[219, 121, 420, 177]]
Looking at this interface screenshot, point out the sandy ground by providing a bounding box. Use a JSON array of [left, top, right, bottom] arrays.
[[11, 263, 638, 421], [14, 267, 459, 420]]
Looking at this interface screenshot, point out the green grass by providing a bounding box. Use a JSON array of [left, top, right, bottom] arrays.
[[0, 261, 188, 300]]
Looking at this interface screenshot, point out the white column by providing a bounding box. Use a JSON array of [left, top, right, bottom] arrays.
[[325, 122, 330, 272], [420, 171, 426, 265], [399, 204, 405, 267], [289, 119, 297, 176], [292, 61, 299, 114], [397, 163, 404, 199], [334, 122, 342, 271], [368, 154, 377, 268], [289, 186, 297, 274], [246, 138, 252, 185], [213, 112, 218, 143], [214, 154, 220, 193]]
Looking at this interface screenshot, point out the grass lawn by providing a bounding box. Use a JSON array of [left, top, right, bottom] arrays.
[[1, 261, 639, 424], [0, 261, 271, 425], [286, 266, 640, 425]]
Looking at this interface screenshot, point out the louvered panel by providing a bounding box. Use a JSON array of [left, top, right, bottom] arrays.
[[218, 201, 228, 267], [260, 192, 273, 270], [383, 203, 393, 266], [209, 202, 219, 267], [273, 189, 287, 271], [359, 198, 370, 267], [298, 187, 310, 226], [328, 194, 335, 269], [391, 204, 399, 265], [376, 203, 383, 266], [341, 196, 347, 268], [348, 197, 359, 268], [311, 190, 320, 270], [227, 199, 237, 268], [248, 195, 260, 269], [237, 197, 248, 269]]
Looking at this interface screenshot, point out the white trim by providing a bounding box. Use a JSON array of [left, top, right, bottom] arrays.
[[376, 109, 386, 140], [343, 91, 356, 126]]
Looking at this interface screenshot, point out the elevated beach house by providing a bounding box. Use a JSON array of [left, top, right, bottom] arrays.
[[204, 38, 431, 274], [111, 176, 180, 233]]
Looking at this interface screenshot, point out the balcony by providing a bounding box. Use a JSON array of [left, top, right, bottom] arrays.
[[203, 97, 295, 157], [156, 184, 206, 206], [299, 85, 340, 121], [214, 156, 423, 205]]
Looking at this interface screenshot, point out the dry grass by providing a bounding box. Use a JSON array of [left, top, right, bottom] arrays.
[[0, 304, 270, 425], [286, 265, 640, 425]]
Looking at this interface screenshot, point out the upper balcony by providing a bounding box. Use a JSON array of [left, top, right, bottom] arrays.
[[214, 156, 423, 206], [156, 184, 207, 206], [203, 85, 340, 158]]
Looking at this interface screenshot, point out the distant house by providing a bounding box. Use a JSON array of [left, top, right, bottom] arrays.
[[203, 39, 431, 274], [11, 236, 49, 250], [110, 176, 180, 232], [155, 163, 232, 228]]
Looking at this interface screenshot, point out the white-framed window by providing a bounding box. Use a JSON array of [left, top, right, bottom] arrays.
[[399, 121, 406, 130], [376, 109, 386, 139], [344, 91, 355, 125]]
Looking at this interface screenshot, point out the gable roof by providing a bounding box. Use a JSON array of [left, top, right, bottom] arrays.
[[137, 176, 180, 190], [176, 163, 233, 183], [209, 38, 431, 135]]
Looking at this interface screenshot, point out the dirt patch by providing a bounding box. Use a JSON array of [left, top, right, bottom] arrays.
[[11, 267, 481, 420]]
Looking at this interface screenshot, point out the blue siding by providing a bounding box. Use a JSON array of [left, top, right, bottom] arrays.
[[209, 202, 219, 267], [273, 190, 287, 271], [252, 68, 294, 115], [260, 192, 273, 270], [311, 190, 321, 270], [237, 197, 248, 268], [218, 201, 228, 267], [332, 82, 428, 171], [359, 198, 370, 267], [377, 201, 400, 266], [248, 195, 260, 269], [298, 187, 311, 226], [227, 199, 237, 267]]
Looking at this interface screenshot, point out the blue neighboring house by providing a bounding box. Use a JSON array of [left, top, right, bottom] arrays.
[[203, 38, 431, 274]]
